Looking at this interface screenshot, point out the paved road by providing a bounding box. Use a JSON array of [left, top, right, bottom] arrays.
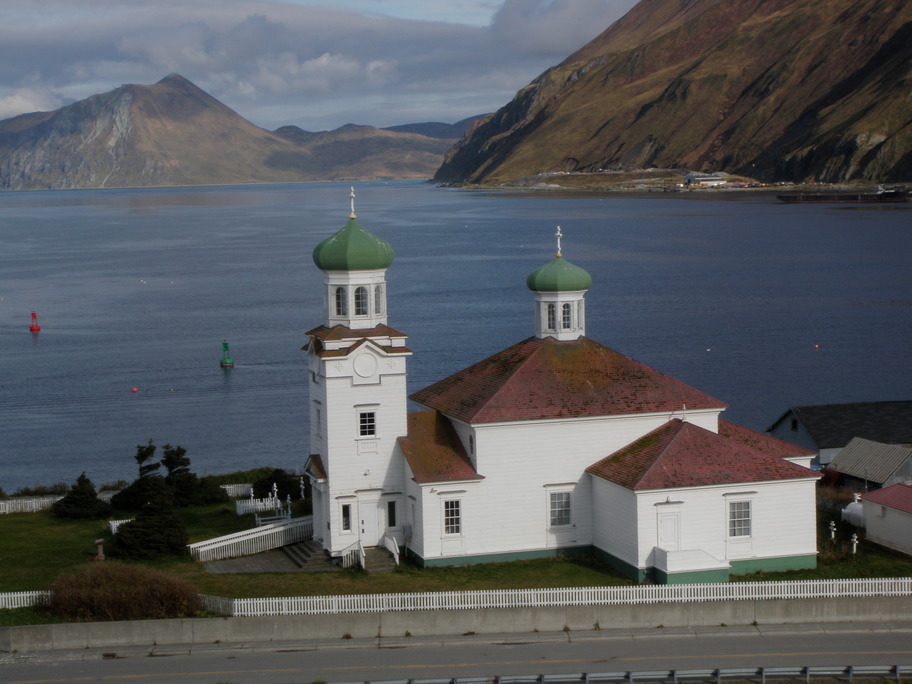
[[3, 622, 912, 684]]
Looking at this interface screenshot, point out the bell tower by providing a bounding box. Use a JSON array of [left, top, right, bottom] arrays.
[[304, 188, 410, 557]]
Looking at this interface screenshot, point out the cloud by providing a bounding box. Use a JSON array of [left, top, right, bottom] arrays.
[[0, 0, 638, 130], [0, 87, 64, 119], [491, 0, 630, 57]]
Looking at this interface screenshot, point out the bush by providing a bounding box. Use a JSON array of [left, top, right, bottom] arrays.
[[52, 473, 112, 519], [14, 482, 68, 497], [46, 562, 202, 621], [110, 500, 189, 560]]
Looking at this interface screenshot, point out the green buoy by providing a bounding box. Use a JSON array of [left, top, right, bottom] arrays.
[[220, 340, 235, 368]]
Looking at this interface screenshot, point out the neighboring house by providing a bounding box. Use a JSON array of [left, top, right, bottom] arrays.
[[767, 401, 912, 466], [861, 483, 912, 557], [827, 437, 912, 491], [304, 206, 818, 584]]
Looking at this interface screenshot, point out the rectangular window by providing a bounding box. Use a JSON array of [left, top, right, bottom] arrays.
[[728, 500, 751, 537], [550, 491, 571, 526], [387, 500, 397, 528], [359, 411, 376, 436], [444, 500, 461, 535], [341, 504, 352, 532]]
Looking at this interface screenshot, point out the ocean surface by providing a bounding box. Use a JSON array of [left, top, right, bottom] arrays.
[[1, 181, 910, 491]]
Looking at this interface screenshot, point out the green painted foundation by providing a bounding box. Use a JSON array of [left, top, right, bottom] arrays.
[[409, 546, 817, 583], [729, 554, 817, 575]]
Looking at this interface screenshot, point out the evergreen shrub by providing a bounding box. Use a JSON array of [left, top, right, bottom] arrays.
[[52, 472, 112, 519]]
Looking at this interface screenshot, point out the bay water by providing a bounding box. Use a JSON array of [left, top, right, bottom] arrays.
[[1, 181, 909, 491]]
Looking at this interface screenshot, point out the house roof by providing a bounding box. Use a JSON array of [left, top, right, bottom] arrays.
[[718, 419, 816, 460], [304, 453, 326, 480], [586, 419, 818, 491], [828, 437, 912, 484], [304, 324, 412, 357], [398, 410, 484, 484], [768, 400, 912, 449], [863, 483, 912, 515], [410, 336, 726, 424]]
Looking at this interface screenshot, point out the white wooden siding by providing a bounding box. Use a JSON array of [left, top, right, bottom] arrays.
[[862, 501, 912, 556]]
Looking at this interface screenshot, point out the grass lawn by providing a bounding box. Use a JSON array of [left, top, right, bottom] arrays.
[[2, 502, 911, 609]]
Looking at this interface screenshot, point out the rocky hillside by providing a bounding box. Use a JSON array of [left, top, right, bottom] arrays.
[[435, 0, 912, 185], [0, 75, 456, 190]]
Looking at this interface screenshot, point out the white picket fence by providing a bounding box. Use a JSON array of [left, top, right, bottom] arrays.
[[235, 497, 286, 516], [0, 490, 118, 514], [4, 577, 912, 616], [187, 517, 313, 562], [221, 483, 253, 498], [197, 577, 912, 617], [0, 590, 52, 609]]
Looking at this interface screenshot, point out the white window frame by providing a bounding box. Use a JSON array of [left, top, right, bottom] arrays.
[[354, 285, 369, 316], [549, 491, 572, 527], [341, 503, 352, 533], [358, 410, 376, 437], [728, 500, 751, 538], [334, 286, 347, 316], [443, 499, 461, 536]]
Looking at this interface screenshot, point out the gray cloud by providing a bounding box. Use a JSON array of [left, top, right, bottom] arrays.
[[0, 0, 637, 130]]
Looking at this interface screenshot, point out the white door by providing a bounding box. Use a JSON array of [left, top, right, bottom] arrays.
[[359, 495, 381, 547], [657, 512, 680, 551]]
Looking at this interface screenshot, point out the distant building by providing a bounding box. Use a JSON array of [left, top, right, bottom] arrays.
[[767, 401, 912, 467], [685, 173, 727, 187], [827, 437, 912, 491], [304, 201, 818, 584], [861, 483, 912, 557]]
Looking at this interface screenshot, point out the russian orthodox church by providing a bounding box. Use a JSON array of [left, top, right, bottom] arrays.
[[304, 194, 819, 584]]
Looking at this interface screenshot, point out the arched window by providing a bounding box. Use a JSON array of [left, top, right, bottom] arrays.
[[374, 284, 384, 315], [547, 303, 556, 331], [562, 303, 572, 329], [354, 286, 368, 316], [334, 286, 347, 316]]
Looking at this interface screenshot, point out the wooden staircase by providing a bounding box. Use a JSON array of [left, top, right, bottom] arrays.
[[281, 540, 340, 572]]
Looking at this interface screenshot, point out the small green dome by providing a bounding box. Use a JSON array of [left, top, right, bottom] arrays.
[[526, 255, 592, 292], [312, 217, 394, 271]]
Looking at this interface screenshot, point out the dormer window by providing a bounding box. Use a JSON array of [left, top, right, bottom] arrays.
[[354, 286, 368, 316]]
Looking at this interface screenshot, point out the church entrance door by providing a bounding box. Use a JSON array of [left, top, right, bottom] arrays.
[[358, 494, 381, 547]]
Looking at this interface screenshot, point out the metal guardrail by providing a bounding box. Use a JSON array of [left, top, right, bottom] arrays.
[[334, 665, 912, 684]]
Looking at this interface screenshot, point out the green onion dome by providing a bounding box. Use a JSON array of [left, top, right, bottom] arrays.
[[312, 217, 394, 271], [526, 255, 592, 292]]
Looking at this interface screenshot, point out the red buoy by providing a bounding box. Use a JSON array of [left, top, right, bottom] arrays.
[[29, 311, 41, 333]]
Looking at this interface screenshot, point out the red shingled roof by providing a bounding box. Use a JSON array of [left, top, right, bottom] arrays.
[[409, 336, 726, 424], [398, 410, 484, 484], [586, 419, 818, 490], [863, 483, 912, 514], [718, 419, 816, 459]]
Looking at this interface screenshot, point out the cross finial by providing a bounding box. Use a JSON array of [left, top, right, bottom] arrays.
[[555, 225, 563, 257], [349, 186, 357, 219]]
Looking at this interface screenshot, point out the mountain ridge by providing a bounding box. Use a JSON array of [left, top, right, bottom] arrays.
[[434, 0, 912, 185], [0, 74, 461, 190]]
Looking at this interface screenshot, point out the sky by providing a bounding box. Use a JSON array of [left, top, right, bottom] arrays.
[[0, 0, 638, 131]]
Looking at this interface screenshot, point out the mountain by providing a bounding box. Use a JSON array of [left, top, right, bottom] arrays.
[[0, 75, 456, 190], [435, 0, 912, 185], [383, 116, 486, 139]]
